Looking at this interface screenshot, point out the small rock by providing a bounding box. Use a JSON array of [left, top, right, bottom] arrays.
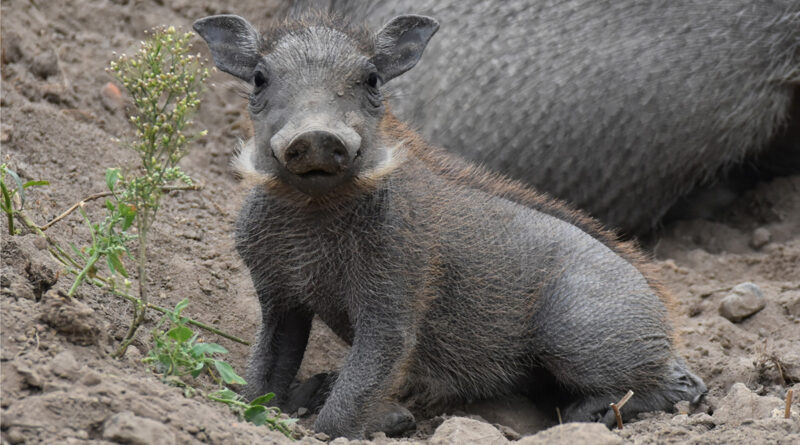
[[100, 81, 125, 110], [81, 370, 103, 386], [30, 51, 59, 79], [750, 227, 771, 249], [296, 407, 309, 417], [49, 350, 81, 381], [313, 432, 331, 442], [713, 382, 783, 426], [102, 411, 176, 445], [517, 423, 622, 445], [126, 345, 143, 362], [6, 426, 27, 444], [40, 83, 68, 104], [674, 400, 691, 415], [14, 363, 43, 389], [40, 290, 108, 345], [495, 423, 521, 441], [430, 417, 508, 445], [0, 123, 12, 143], [687, 412, 716, 428], [719, 282, 766, 322], [2, 33, 24, 64]]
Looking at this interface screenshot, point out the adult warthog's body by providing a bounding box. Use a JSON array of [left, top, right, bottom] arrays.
[[291, 0, 800, 234]]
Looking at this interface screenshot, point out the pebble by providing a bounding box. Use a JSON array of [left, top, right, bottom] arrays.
[[30, 51, 59, 79], [750, 227, 771, 249], [40, 83, 68, 104], [7, 427, 27, 444], [429, 417, 508, 445], [313, 432, 331, 442], [713, 383, 782, 425], [49, 350, 81, 381], [100, 81, 125, 110], [102, 411, 176, 445], [0, 123, 12, 143], [719, 282, 766, 322], [81, 370, 102, 386]]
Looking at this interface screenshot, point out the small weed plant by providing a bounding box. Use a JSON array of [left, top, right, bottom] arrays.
[[146, 299, 295, 438], [0, 164, 48, 235]]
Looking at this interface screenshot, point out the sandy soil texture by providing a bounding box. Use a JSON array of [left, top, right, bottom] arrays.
[[1, 1, 798, 444]]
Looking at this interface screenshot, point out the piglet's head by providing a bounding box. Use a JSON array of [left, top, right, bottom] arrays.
[[194, 13, 438, 197]]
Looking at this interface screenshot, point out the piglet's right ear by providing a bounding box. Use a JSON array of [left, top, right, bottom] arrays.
[[193, 15, 261, 81]]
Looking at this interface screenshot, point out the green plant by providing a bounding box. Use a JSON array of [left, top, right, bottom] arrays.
[[59, 26, 211, 355], [144, 298, 246, 387], [209, 389, 296, 438], [68, 169, 138, 297], [146, 299, 295, 438], [0, 164, 49, 235]]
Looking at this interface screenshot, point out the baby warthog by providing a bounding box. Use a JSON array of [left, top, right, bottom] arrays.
[[194, 13, 706, 439]]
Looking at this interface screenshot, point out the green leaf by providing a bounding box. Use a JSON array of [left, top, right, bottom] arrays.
[[105, 168, 121, 192], [250, 393, 276, 407], [5, 168, 24, 208], [105, 198, 115, 212], [243, 405, 268, 426], [174, 298, 189, 316], [119, 203, 136, 230], [167, 325, 193, 343], [22, 180, 49, 188], [190, 343, 227, 356], [70, 242, 88, 261], [213, 360, 246, 385], [209, 388, 238, 402], [107, 252, 128, 278], [190, 361, 206, 378]]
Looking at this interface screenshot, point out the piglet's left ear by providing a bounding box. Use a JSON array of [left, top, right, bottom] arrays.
[[371, 15, 439, 84]]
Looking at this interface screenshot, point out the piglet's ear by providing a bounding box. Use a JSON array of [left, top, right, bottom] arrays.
[[371, 15, 439, 84], [193, 14, 262, 81]]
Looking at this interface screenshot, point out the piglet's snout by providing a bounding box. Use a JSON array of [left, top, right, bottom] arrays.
[[283, 130, 349, 175], [271, 121, 362, 177]]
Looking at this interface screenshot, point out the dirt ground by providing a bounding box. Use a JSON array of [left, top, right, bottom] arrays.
[[1, 1, 799, 444]]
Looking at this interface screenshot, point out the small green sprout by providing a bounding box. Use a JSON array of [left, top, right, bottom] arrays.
[[0, 164, 49, 235]]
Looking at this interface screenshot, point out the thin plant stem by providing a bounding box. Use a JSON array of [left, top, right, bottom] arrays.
[[40, 184, 201, 231]]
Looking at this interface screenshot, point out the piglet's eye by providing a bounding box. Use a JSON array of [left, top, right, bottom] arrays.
[[366, 72, 379, 88], [254, 71, 268, 88]]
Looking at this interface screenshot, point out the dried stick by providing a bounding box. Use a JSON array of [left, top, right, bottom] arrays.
[[40, 184, 202, 231], [787, 389, 794, 419], [610, 390, 634, 429]]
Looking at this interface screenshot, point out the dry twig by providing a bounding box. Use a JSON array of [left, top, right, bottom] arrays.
[[610, 390, 634, 429], [40, 184, 202, 231]]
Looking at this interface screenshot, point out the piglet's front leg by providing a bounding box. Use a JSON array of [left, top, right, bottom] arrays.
[[313, 313, 413, 439]]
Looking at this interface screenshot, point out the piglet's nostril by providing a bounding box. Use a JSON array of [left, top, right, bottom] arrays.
[[332, 146, 347, 164], [285, 140, 310, 162]]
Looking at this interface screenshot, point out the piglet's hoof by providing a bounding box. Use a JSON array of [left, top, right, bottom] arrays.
[[367, 403, 416, 437], [285, 372, 337, 415]]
